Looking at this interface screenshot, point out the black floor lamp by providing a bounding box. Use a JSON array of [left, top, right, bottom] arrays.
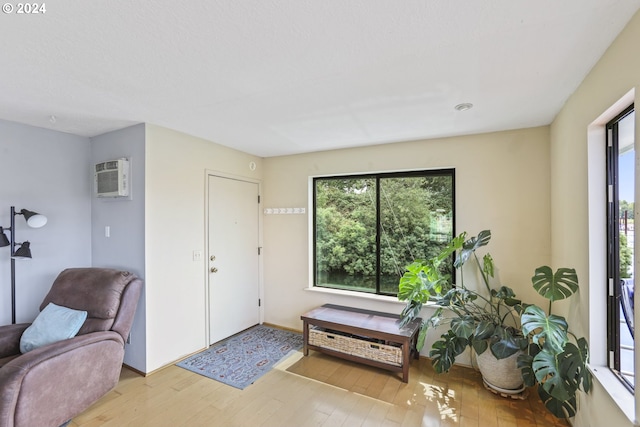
[[0, 207, 47, 324]]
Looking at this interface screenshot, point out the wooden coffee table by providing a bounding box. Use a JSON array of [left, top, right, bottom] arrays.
[[301, 304, 422, 382]]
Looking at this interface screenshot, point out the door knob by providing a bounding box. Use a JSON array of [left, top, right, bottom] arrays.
[[210, 267, 218, 273], [210, 255, 216, 261]]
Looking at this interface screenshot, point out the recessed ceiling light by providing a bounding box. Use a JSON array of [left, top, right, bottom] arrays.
[[454, 103, 473, 112]]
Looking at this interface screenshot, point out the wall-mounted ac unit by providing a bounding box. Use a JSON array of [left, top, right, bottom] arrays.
[[95, 158, 130, 198]]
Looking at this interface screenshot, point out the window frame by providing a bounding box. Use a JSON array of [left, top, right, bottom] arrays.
[[586, 89, 637, 424], [606, 103, 635, 392], [312, 168, 456, 296]]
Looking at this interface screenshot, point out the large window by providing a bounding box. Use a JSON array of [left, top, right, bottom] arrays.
[[313, 169, 455, 296], [607, 104, 635, 390]]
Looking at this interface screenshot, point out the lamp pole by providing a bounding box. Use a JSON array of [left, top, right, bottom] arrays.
[[0, 206, 46, 324], [10, 206, 16, 324]]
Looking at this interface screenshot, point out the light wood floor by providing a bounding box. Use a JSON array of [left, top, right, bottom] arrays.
[[71, 351, 570, 427]]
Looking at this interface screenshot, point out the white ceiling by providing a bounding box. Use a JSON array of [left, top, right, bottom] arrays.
[[1, 1, 639, 157]]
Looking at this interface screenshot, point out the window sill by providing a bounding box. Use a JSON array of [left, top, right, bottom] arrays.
[[589, 364, 636, 424], [304, 286, 440, 308], [304, 286, 407, 305]]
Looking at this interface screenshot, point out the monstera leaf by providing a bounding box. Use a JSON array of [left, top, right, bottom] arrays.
[[472, 337, 488, 355], [470, 321, 497, 356], [450, 315, 476, 339], [492, 285, 522, 307], [577, 337, 592, 393], [416, 322, 428, 353], [429, 330, 468, 373], [488, 325, 524, 359], [398, 260, 443, 303], [399, 259, 447, 328], [532, 266, 579, 302], [521, 305, 568, 353], [412, 307, 445, 351], [473, 320, 496, 341], [538, 385, 577, 419], [399, 299, 423, 328], [454, 230, 491, 268], [532, 347, 573, 402], [518, 351, 536, 387], [492, 285, 516, 299], [435, 232, 466, 263], [437, 287, 478, 308], [559, 339, 592, 394]]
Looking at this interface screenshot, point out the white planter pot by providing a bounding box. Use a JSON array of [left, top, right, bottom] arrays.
[[475, 349, 524, 394]]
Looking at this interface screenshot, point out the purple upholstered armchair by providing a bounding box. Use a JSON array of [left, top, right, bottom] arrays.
[[0, 268, 142, 427]]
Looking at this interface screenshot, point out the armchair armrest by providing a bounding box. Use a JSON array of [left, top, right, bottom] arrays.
[[0, 323, 30, 359], [0, 331, 126, 427]]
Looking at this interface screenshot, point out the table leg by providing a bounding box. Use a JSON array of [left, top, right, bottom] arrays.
[[401, 340, 409, 383], [303, 320, 309, 356]]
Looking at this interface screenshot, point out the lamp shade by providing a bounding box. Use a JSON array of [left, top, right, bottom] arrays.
[[12, 241, 32, 259], [20, 209, 47, 228], [0, 227, 9, 247]]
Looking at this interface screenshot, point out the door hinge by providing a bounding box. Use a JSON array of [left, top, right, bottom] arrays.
[[258, 195, 261, 203], [608, 185, 614, 203], [258, 299, 261, 307], [609, 278, 614, 297], [258, 247, 262, 255]]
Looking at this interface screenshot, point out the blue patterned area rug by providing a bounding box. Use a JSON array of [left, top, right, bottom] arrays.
[[176, 325, 303, 389]]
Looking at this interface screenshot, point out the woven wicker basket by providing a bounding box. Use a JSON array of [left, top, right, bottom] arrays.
[[309, 328, 402, 366]]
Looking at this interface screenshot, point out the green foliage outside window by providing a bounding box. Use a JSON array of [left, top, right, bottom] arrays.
[[619, 200, 634, 217], [620, 233, 633, 278], [314, 171, 454, 295], [619, 201, 634, 279]]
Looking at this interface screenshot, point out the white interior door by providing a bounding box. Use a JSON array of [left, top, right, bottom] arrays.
[[208, 175, 260, 345]]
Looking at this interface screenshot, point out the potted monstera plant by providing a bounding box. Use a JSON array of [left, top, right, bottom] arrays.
[[398, 230, 592, 419]]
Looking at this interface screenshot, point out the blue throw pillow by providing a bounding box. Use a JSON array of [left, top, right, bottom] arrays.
[[20, 302, 88, 353]]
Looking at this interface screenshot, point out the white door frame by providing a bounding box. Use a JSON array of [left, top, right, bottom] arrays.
[[204, 170, 264, 347]]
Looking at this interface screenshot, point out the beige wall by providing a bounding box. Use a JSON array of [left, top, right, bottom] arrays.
[[550, 10, 640, 427], [144, 125, 263, 372], [262, 126, 551, 358]]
